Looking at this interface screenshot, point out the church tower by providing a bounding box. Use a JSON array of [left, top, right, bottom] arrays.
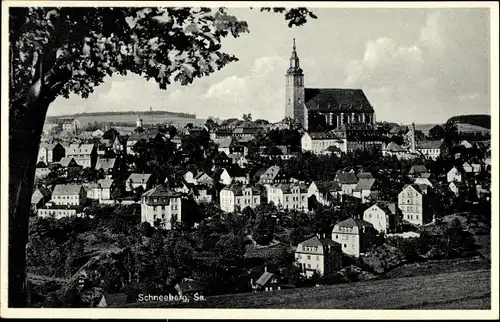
[[285, 38, 305, 127]]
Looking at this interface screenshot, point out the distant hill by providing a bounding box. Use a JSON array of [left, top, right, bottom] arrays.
[[46, 110, 196, 121], [446, 114, 490, 129]]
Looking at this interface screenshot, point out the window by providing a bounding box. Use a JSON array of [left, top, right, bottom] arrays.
[[307, 255, 311, 260], [344, 244, 347, 248], [316, 256, 319, 260], [307, 264, 311, 268]]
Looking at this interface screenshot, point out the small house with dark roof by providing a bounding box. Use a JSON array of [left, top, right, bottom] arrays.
[[258, 165, 288, 186], [97, 293, 128, 308], [212, 151, 233, 169], [295, 235, 343, 277], [308, 181, 343, 206], [251, 267, 281, 292], [334, 170, 359, 195], [447, 166, 464, 183], [31, 186, 52, 212], [408, 165, 428, 178], [331, 218, 377, 257], [95, 157, 118, 177], [353, 178, 377, 203]]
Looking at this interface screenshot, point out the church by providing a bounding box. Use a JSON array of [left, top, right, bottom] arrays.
[[285, 39, 376, 132]]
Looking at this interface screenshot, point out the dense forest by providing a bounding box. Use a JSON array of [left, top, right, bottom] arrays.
[[446, 114, 490, 129]]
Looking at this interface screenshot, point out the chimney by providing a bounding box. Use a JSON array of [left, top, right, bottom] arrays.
[[264, 266, 267, 273]]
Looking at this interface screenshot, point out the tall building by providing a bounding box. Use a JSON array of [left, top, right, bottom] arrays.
[[284, 39, 376, 131], [285, 38, 306, 127]]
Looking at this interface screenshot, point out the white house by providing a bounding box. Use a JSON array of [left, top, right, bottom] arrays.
[[447, 166, 464, 183], [141, 185, 182, 229], [267, 182, 309, 212], [352, 179, 377, 203], [219, 184, 261, 213], [397, 184, 431, 226], [363, 202, 401, 234], [126, 173, 153, 192], [301, 132, 346, 155], [51, 184, 86, 206], [295, 235, 342, 277], [331, 218, 377, 258]]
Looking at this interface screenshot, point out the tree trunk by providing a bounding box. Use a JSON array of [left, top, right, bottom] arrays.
[[9, 94, 51, 307]]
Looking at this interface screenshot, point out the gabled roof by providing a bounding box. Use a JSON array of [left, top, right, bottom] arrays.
[[271, 182, 308, 194], [299, 235, 338, 247], [142, 184, 181, 201], [96, 158, 116, 170], [255, 272, 275, 287], [357, 172, 374, 180], [98, 179, 115, 189], [222, 184, 260, 196], [415, 140, 444, 150], [52, 184, 83, 195], [304, 88, 374, 112], [314, 181, 342, 193], [214, 137, 232, 148], [59, 157, 79, 168], [67, 143, 95, 155], [259, 165, 282, 182], [336, 217, 374, 229], [370, 202, 399, 216], [409, 165, 428, 174], [334, 172, 358, 185], [384, 142, 405, 152], [354, 178, 376, 192], [306, 131, 339, 140], [127, 173, 152, 183]]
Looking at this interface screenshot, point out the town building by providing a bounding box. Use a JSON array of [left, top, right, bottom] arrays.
[[397, 184, 432, 226], [31, 186, 52, 212], [37, 142, 66, 164], [219, 184, 261, 213], [141, 184, 182, 229], [258, 165, 289, 186], [353, 179, 377, 203], [333, 170, 359, 196], [363, 202, 402, 234], [447, 166, 464, 183], [267, 182, 309, 211], [66, 143, 97, 168], [50, 184, 87, 206], [331, 218, 377, 257], [295, 235, 342, 277], [301, 132, 346, 155], [126, 173, 153, 192]]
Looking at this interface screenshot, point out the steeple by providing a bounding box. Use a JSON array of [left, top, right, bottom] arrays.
[[288, 38, 302, 74]]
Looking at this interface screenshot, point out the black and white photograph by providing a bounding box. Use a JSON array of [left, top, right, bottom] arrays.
[[1, 1, 498, 319]]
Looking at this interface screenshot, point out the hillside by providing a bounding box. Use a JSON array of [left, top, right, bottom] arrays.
[[124, 266, 490, 309], [446, 114, 490, 129], [47, 110, 196, 119]]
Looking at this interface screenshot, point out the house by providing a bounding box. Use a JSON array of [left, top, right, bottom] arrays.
[[192, 185, 213, 204], [232, 124, 260, 140], [213, 168, 233, 186], [414, 176, 440, 189], [31, 186, 52, 212], [59, 157, 82, 177], [170, 134, 183, 149], [38, 207, 78, 219], [415, 140, 444, 160], [352, 179, 377, 203], [95, 157, 118, 178], [212, 151, 233, 169], [194, 172, 215, 187], [258, 165, 289, 186], [126, 173, 153, 192], [447, 166, 464, 183], [295, 235, 342, 277], [214, 137, 232, 155], [398, 184, 432, 226], [66, 143, 97, 168], [381, 142, 407, 158], [60, 118, 80, 133], [229, 153, 249, 168], [35, 162, 51, 179], [308, 181, 342, 206], [174, 278, 206, 297], [459, 140, 474, 149], [363, 202, 401, 234], [463, 162, 482, 174], [141, 184, 182, 229], [229, 140, 249, 156], [91, 129, 104, 138], [301, 132, 346, 155], [219, 184, 261, 213], [83, 182, 101, 199], [112, 135, 128, 155], [471, 163, 482, 173], [97, 293, 128, 308], [449, 181, 468, 198], [331, 218, 377, 257], [267, 182, 309, 212], [333, 170, 359, 195], [226, 165, 248, 184], [408, 165, 428, 178], [126, 132, 148, 155], [252, 268, 280, 292], [96, 179, 116, 201], [37, 142, 66, 164], [462, 162, 473, 173], [51, 184, 86, 206]]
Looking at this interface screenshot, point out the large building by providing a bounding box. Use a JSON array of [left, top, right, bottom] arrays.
[[141, 185, 182, 229], [285, 39, 376, 130]]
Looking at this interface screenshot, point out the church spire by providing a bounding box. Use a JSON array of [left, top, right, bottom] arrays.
[[289, 38, 301, 71]]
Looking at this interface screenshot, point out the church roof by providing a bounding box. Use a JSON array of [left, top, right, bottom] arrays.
[[304, 88, 374, 113]]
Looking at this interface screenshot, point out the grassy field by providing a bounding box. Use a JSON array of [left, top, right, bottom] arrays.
[[124, 267, 490, 309]]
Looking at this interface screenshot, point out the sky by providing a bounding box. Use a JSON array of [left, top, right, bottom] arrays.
[[48, 7, 491, 124]]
